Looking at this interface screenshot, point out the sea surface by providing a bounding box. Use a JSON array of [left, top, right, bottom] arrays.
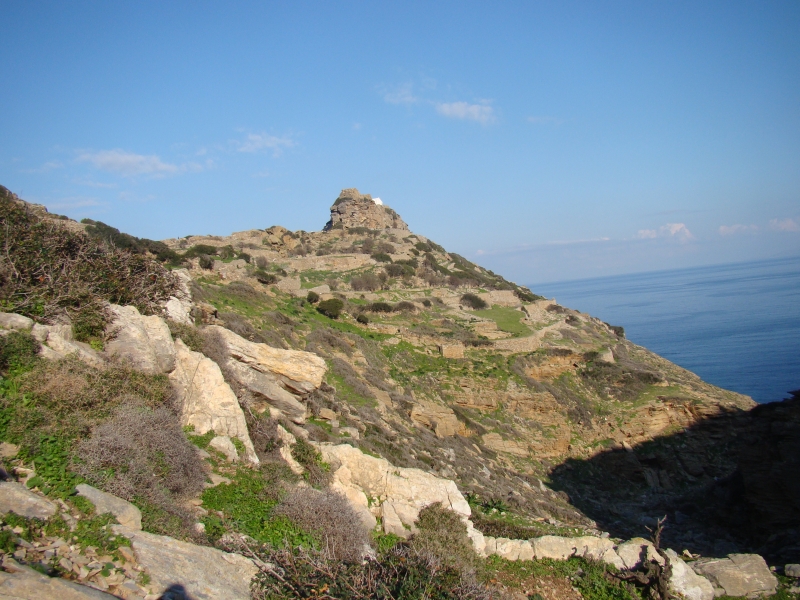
[[531, 256, 800, 403]]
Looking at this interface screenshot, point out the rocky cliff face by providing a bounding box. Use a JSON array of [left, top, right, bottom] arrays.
[[323, 188, 409, 231]]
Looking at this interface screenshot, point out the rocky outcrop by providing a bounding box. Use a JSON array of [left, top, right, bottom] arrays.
[[114, 527, 257, 600], [40, 323, 106, 368], [76, 483, 142, 530], [409, 401, 462, 437], [0, 564, 117, 599], [163, 268, 194, 325], [692, 554, 778, 598], [105, 305, 175, 374], [323, 188, 409, 231], [0, 482, 57, 519], [666, 549, 716, 600], [169, 339, 258, 463], [317, 443, 470, 538], [205, 325, 326, 422]]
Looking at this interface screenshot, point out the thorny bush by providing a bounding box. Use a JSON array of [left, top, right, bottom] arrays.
[[0, 187, 181, 324]]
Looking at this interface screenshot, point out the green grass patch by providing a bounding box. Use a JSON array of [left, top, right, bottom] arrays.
[[473, 306, 531, 336], [200, 466, 315, 548]]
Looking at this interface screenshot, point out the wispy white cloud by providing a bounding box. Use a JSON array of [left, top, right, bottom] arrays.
[[236, 133, 296, 156], [719, 224, 758, 236], [73, 178, 117, 189], [76, 149, 197, 177], [636, 223, 694, 242], [381, 83, 418, 105], [119, 191, 157, 203], [527, 116, 564, 126], [769, 217, 799, 232], [435, 101, 495, 124], [45, 196, 105, 211], [22, 161, 64, 174]]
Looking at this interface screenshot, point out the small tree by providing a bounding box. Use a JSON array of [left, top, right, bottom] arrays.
[[317, 298, 343, 319], [460, 293, 487, 309]]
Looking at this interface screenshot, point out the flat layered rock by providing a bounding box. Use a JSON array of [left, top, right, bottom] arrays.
[[207, 325, 326, 395], [665, 549, 715, 600], [0, 482, 56, 520], [114, 528, 257, 600], [692, 554, 778, 598], [318, 443, 469, 539], [105, 304, 175, 374], [169, 339, 258, 463], [0, 565, 117, 599], [76, 484, 141, 530]]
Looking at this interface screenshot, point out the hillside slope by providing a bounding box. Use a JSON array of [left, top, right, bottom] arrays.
[[1, 184, 792, 600]]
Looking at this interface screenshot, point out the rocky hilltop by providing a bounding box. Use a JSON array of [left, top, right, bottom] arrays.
[[323, 188, 409, 232], [0, 184, 797, 600]]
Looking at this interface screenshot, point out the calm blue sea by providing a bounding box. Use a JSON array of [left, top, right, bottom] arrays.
[[531, 256, 800, 403]]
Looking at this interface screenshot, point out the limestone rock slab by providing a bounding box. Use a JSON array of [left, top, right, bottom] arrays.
[[616, 537, 665, 570], [692, 554, 778, 598], [169, 339, 258, 463], [223, 358, 307, 423], [207, 325, 326, 395], [114, 527, 257, 600], [0, 482, 56, 520], [318, 443, 469, 537], [44, 324, 106, 368], [665, 549, 715, 600], [209, 436, 239, 462], [76, 484, 142, 530], [105, 304, 175, 374], [0, 565, 117, 599], [0, 313, 33, 331]]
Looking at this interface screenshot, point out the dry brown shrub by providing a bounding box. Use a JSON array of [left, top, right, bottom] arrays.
[[15, 358, 174, 434], [273, 487, 369, 561], [411, 503, 478, 575], [75, 402, 206, 505]]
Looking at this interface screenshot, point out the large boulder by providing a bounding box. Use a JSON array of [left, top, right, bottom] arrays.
[[531, 535, 621, 567], [0, 564, 117, 599], [206, 325, 326, 395], [104, 304, 175, 374], [76, 484, 141, 530], [318, 443, 470, 539], [665, 549, 715, 600], [692, 554, 778, 598], [0, 482, 57, 519], [169, 339, 258, 463], [0, 313, 34, 331], [163, 268, 194, 326], [42, 323, 106, 368], [114, 527, 257, 600], [409, 401, 462, 437], [616, 537, 665, 570]]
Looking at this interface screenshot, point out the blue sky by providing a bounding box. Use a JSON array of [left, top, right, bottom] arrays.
[[1, 1, 799, 284]]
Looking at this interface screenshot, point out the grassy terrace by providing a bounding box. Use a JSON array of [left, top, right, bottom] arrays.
[[473, 305, 531, 336]]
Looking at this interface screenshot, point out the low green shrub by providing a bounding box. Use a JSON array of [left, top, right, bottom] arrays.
[[460, 294, 488, 310], [316, 298, 344, 319], [306, 291, 320, 304], [291, 438, 331, 487], [371, 252, 392, 263], [367, 302, 393, 313], [0, 331, 39, 372], [394, 301, 416, 312], [198, 254, 215, 270], [356, 314, 369, 325]]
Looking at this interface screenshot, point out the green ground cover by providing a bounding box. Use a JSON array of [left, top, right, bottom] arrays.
[[473, 306, 531, 336]]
